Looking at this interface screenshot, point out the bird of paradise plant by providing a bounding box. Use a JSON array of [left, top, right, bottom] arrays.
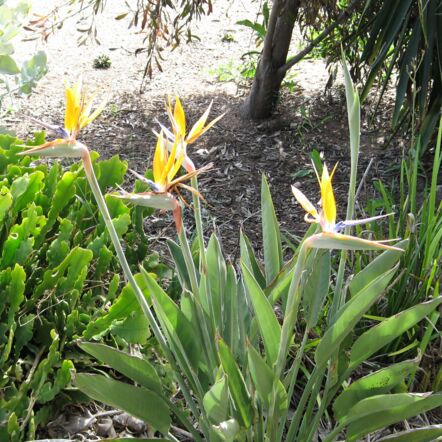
[[18, 79, 205, 439], [156, 95, 223, 270], [18, 59, 442, 442]]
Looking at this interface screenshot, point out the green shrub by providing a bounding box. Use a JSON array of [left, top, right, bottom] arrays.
[[0, 133, 166, 441]]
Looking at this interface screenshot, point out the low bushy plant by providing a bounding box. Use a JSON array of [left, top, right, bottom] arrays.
[[0, 134, 167, 441]]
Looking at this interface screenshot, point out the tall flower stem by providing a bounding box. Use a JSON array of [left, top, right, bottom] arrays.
[[275, 241, 309, 379], [191, 175, 207, 273], [82, 150, 205, 438]]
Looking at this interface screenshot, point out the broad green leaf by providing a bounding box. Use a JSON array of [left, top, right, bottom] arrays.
[[247, 345, 287, 414], [79, 342, 161, 394], [212, 418, 241, 442], [218, 338, 253, 428], [349, 297, 442, 370], [0, 54, 19, 74], [334, 355, 420, 420], [343, 393, 442, 441], [304, 249, 330, 329], [83, 273, 150, 340], [75, 374, 170, 435], [203, 376, 229, 424], [110, 309, 151, 344], [315, 266, 397, 367], [140, 268, 201, 370], [349, 239, 408, 297], [96, 155, 128, 191], [378, 425, 442, 441], [240, 230, 266, 288], [261, 175, 282, 285], [207, 234, 226, 333], [241, 262, 281, 367]]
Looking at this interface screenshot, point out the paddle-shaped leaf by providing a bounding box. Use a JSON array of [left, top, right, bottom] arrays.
[[241, 262, 281, 366], [75, 374, 170, 435], [349, 239, 408, 297], [261, 175, 282, 285], [303, 249, 330, 329], [349, 296, 442, 370], [218, 339, 253, 428], [203, 376, 229, 424], [79, 342, 162, 394], [378, 425, 442, 442], [334, 355, 420, 420], [247, 345, 287, 414], [315, 265, 397, 366], [342, 393, 442, 441]]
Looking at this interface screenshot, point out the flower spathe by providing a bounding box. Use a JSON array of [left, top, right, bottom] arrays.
[[114, 131, 212, 233], [292, 163, 403, 251], [19, 78, 106, 159]]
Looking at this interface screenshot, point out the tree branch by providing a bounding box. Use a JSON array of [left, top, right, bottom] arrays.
[[277, 0, 361, 76], [262, 0, 282, 62]]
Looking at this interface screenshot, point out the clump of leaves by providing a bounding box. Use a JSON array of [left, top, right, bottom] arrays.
[[93, 54, 111, 69], [0, 133, 168, 441]]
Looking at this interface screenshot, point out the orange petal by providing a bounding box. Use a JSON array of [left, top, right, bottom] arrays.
[[174, 96, 186, 137], [320, 164, 337, 226], [186, 112, 224, 144], [153, 132, 166, 184]]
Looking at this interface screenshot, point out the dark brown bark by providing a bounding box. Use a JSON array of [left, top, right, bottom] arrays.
[[241, 0, 361, 120], [241, 0, 300, 120]]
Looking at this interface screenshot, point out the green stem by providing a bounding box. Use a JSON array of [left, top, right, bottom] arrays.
[[82, 151, 204, 436], [191, 175, 207, 273], [299, 371, 328, 441], [286, 366, 325, 441], [177, 221, 199, 294], [275, 242, 309, 379], [277, 329, 309, 440]]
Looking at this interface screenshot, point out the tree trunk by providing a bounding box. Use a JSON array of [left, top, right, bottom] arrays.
[[241, 0, 300, 120]]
